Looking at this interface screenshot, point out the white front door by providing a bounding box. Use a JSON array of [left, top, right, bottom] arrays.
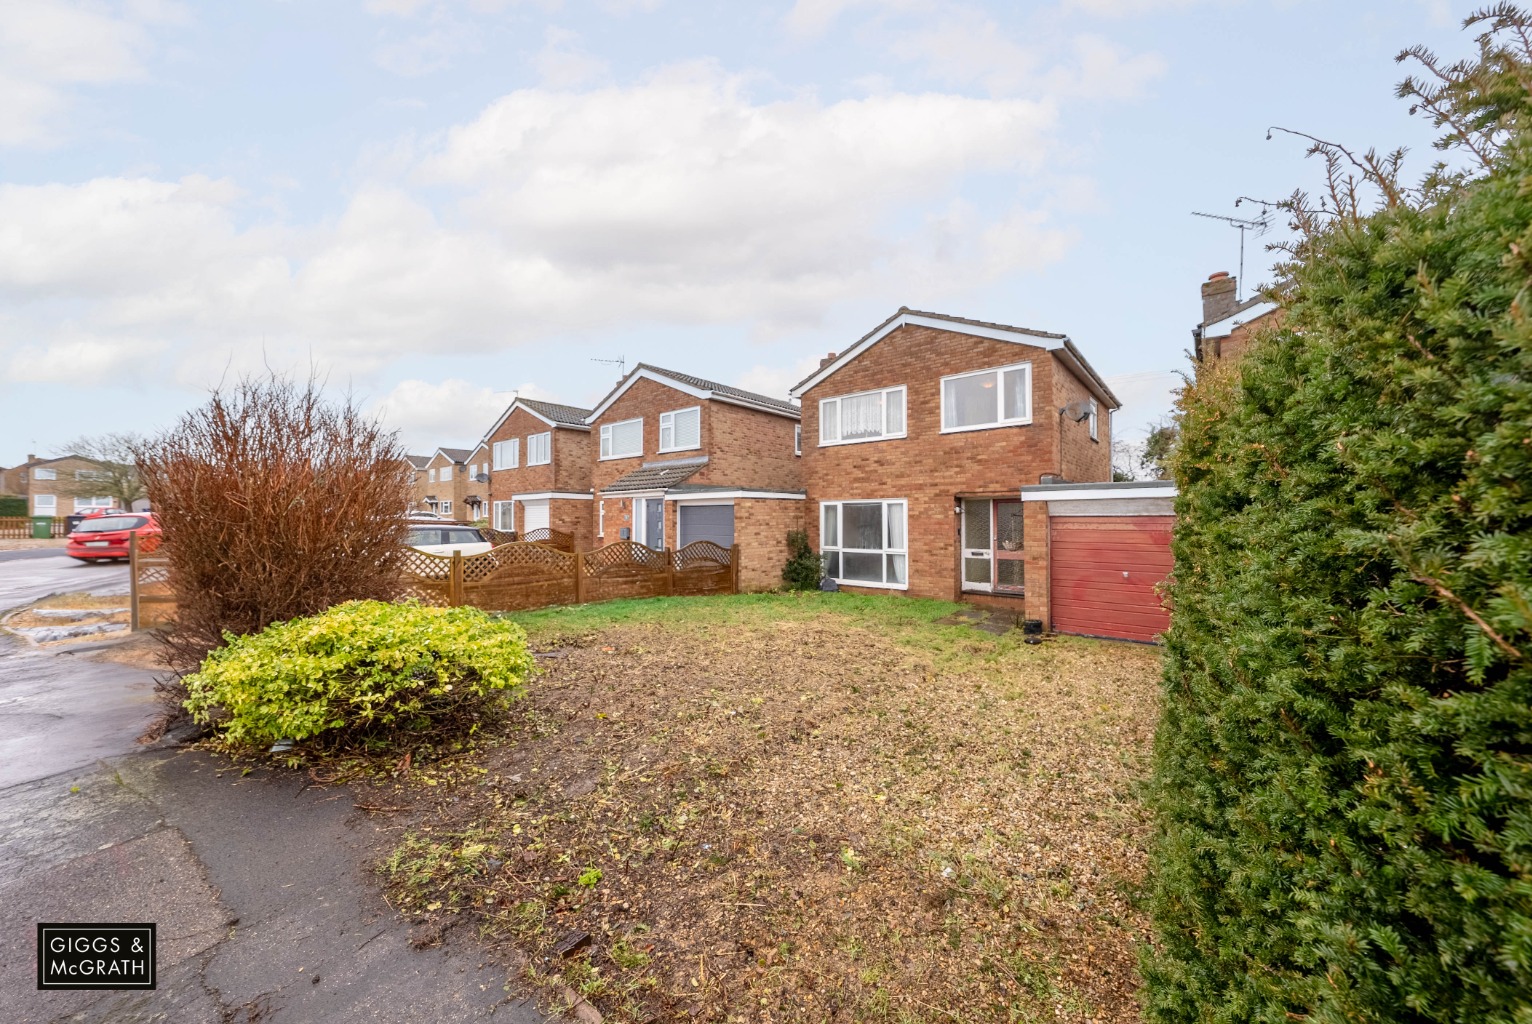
[[961, 498, 993, 593]]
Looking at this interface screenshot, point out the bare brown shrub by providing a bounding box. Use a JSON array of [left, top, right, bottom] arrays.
[[135, 375, 413, 675]]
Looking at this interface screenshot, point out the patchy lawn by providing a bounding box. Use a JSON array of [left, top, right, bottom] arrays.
[[377, 592, 1162, 1023]]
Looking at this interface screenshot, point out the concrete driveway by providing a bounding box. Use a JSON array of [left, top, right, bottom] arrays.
[[0, 557, 551, 1023]]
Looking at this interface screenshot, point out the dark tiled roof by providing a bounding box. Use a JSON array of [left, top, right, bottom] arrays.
[[406, 454, 431, 469], [521, 398, 593, 427], [601, 457, 708, 494], [438, 447, 473, 463], [637, 364, 800, 417]]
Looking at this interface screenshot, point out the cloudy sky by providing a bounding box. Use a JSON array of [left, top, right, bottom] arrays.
[[0, 0, 1464, 466]]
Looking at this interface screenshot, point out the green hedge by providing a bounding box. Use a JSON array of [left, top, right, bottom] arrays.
[[1143, 25, 1532, 1024], [184, 600, 535, 750], [0, 496, 25, 517]]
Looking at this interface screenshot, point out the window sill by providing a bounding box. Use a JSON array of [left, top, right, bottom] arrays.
[[828, 578, 909, 591], [939, 420, 1033, 435], [817, 433, 907, 448]]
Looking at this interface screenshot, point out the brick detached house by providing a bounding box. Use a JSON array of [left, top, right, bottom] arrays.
[[481, 398, 596, 548], [415, 447, 472, 518], [462, 442, 491, 522], [789, 308, 1119, 610], [1192, 271, 1280, 365], [587, 365, 803, 590], [1, 454, 123, 517]]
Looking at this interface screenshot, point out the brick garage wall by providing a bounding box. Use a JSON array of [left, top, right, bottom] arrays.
[[1023, 501, 1052, 629], [693, 402, 802, 493], [1053, 357, 1112, 483], [597, 495, 641, 545], [732, 498, 802, 591], [545, 498, 594, 551], [801, 324, 1110, 601]]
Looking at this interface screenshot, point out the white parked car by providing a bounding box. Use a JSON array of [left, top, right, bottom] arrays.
[[404, 523, 493, 558]]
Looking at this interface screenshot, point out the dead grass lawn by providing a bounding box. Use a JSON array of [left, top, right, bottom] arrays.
[[378, 594, 1162, 1023]]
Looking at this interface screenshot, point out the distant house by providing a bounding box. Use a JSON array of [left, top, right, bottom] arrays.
[[1192, 271, 1281, 365], [789, 308, 1119, 608], [414, 447, 473, 518], [0, 454, 125, 518], [482, 398, 595, 547], [587, 364, 803, 590]]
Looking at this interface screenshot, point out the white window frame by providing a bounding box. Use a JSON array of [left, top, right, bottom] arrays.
[[74, 496, 114, 513], [427, 468, 437, 483], [599, 417, 644, 460], [1088, 398, 1100, 441], [819, 499, 908, 591], [940, 361, 1032, 434], [34, 468, 56, 481], [75, 469, 104, 481], [794, 423, 801, 457], [439, 464, 453, 482], [493, 500, 515, 532], [818, 386, 907, 447], [526, 431, 552, 466], [34, 494, 56, 513], [440, 501, 452, 516], [597, 500, 605, 539], [658, 406, 701, 454], [493, 439, 519, 470]]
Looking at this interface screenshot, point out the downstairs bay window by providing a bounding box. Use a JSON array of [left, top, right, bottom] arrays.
[[820, 499, 907, 589]]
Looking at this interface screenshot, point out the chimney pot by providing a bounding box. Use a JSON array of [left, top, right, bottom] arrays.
[[1201, 272, 1238, 325]]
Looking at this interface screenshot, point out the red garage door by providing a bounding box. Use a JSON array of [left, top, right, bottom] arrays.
[[1050, 516, 1174, 642]]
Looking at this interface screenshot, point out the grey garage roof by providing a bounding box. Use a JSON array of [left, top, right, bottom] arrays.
[[601, 457, 708, 494]]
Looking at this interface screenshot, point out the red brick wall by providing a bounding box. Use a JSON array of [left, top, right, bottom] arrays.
[[1023, 501, 1051, 629], [591, 376, 801, 495], [487, 408, 559, 499], [1053, 359, 1111, 482], [554, 427, 595, 494], [691, 402, 802, 493], [733, 498, 802, 591], [799, 323, 1109, 601], [415, 452, 467, 516], [547, 497, 594, 551]]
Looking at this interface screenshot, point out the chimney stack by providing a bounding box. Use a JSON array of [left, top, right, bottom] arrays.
[[1201, 271, 1238, 325], [819, 351, 838, 369], [26, 453, 35, 463]]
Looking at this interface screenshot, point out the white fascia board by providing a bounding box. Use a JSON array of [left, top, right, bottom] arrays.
[[599, 488, 665, 500], [790, 312, 1067, 398], [588, 369, 710, 423], [1020, 484, 1177, 502], [509, 491, 595, 501], [665, 490, 806, 502], [1202, 301, 1278, 339]]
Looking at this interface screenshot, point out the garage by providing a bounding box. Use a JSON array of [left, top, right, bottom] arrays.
[[677, 503, 735, 549], [1049, 515, 1174, 642], [519, 499, 549, 534]]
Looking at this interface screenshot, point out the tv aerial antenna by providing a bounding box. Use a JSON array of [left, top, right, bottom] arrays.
[[591, 356, 626, 377], [1191, 204, 1271, 300]]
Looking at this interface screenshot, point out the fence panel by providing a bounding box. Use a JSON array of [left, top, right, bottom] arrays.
[[583, 541, 670, 604], [460, 543, 579, 612], [520, 527, 574, 552], [129, 534, 176, 630], [0, 516, 68, 539], [396, 549, 456, 606], [672, 541, 735, 597]]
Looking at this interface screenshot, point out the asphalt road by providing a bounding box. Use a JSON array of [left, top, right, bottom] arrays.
[[0, 556, 552, 1023]]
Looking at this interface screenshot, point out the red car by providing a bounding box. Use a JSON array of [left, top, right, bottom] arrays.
[[65, 512, 161, 562]]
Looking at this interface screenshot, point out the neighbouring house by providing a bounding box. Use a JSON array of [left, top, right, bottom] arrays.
[[482, 398, 596, 547], [462, 442, 491, 523], [0, 454, 125, 518], [587, 364, 803, 590], [405, 455, 431, 512], [1192, 271, 1281, 365], [789, 308, 1119, 612], [416, 447, 472, 519]]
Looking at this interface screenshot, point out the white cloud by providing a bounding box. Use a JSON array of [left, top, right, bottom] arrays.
[[783, 0, 925, 39], [531, 27, 608, 88], [0, 64, 1079, 392], [0, 0, 176, 147], [1062, 0, 1204, 15], [736, 355, 821, 404], [371, 377, 557, 450]]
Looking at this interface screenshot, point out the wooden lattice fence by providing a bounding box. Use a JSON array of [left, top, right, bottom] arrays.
[[0, 516, 70, 539], [132, 538, 738, 630], [129, 533, 175, 630]]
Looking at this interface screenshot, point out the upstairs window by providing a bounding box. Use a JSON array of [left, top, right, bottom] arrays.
[[427, 468, 436, 483], [527, 432, 552, 466], [941, 362, 1031, 432], [600, 418, 643, 460], [1088, 399, 1100, 441], [439, 464, 453, 482], [794, 423, 801, 456], [34, 468, 57, 480], [658, 407, 701, 453], [493, 439, 519, 470], [819, 386, 906, 446]]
